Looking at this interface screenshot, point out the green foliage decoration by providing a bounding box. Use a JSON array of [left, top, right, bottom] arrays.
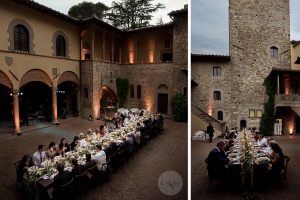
[[116, 78, 129, 108], [171, 93, 187, 122], [259, 79, 275, 136]]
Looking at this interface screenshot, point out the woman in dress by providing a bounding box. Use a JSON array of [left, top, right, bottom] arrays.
[[17, 154, 34, 182], [59, 138, 70, 154], [269, 142, 285, 176]]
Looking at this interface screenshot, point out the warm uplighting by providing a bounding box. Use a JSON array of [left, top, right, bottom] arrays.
[[148, 50, 154, 63], [144, 96, 153, 112], [128, 40, 135, 64], [289, 126, 293, 135], [207, 104, 213, 116], [129, 52, 134, 64]]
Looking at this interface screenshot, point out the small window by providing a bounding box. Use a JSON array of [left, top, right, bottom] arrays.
[[14, 25, 29, 52], [84, 88, 88, 98], [164, 39, 171, 48], [256, 110, 262, 118], [130, 85, 134, 98], [270, 46, 278, 58], [137, 85, 141, 99], [161, 53, 172, 62], [217, 111, 223, 120], [213, 67, 221, 77], [213, 91, 221, 101], [56, 35, 66, 57], [249, 109, 255, 117]]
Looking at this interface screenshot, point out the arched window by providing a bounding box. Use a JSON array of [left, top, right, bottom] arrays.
[[14, 25, 29, 52], [213, 91, 221, 101], [84, 88, 88, 98], [56, 35, 66, 57], [217, 111, 223, 120], [130, 85, 134, 98], [270, 46, 278, 58], [137, 85, 141, 99], [164, 39, 171, 48]]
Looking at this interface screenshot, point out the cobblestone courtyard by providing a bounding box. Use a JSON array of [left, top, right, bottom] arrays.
[[192, 135, 300, 200], [0, 118, 187, 200]]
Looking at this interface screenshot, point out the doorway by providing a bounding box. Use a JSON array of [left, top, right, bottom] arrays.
[[157, 93, 168, 114], [240, 120, 247, 131]]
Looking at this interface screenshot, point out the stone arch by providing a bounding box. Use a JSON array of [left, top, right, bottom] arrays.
[[19, 69, 52, 88], [57, 71, 79, 86], [7, 18, 35, 53], [51, 31, 70, 58], [0, 70, 13, 89], [158, 84, 168, 92]]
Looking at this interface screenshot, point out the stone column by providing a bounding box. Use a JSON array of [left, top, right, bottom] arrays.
[[277, 74, 280, 94], [91, 30, 95, 60], [112, 37, 115, 62], [119, 47, 122, 63], [152, 36, 156, 63], [103, 32, 106, 61], [134, 39, 138, 64], [52, 87, 59, 125], [12, 89, 21, 135]]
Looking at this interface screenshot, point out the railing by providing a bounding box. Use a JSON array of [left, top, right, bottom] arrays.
[[275, 94, 300, 106]]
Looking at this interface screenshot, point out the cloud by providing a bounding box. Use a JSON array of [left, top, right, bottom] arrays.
[[192, 0, 300, 54]]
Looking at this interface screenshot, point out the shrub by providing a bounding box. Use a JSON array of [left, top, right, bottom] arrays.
[[171, 93, 187, 122]]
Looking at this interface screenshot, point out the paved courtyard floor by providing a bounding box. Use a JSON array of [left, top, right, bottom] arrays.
[[0, 117, 187, 200], [192, 135, 300, 200]]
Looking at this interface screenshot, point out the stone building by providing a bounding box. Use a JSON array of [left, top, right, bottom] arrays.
[[192, 0, 292, 134], [0, 0, 187, 134]]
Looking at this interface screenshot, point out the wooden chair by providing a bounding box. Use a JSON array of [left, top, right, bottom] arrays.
[[53, 178, 74, 200], [13, 160, 22, 189], [281, 155, 290, 188]]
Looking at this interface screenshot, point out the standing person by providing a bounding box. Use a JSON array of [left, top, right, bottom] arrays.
[[206, 122, 215, 142]]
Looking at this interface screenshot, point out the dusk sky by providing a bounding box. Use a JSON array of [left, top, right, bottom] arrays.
[[191, 0, 300, 55], [34, 0, 187, 25]]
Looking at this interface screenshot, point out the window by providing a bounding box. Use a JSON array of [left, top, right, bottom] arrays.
[[161, 53, 172, 62], [84, 88, 88, 98], [213, 67, 221, 77], [137, 85, 141, 99], [14, 25, 29, 52], [56, 35, 66, 57], [213, 91, 221, 101], [164, 39, 171, 48], [270, 46, 278, 58], [130, 85, 134, 98], [249, 109, 255, 117], [249, 109, 262, 118], [256, 110, 262, 118], [217, 111, 223, 120]]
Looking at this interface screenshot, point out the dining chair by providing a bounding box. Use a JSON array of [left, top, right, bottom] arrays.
[[281, 155, 290, 188]]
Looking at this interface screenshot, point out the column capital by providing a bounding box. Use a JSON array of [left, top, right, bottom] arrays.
[[12, 89, 20, 95], [52, 87, 58, 92]]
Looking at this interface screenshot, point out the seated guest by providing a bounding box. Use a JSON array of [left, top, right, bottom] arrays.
[[262, 137, 275, 156], [126, 134, 134, 153], [253, 130, 259, 142], [59, 138, 70, 154], [108, 121, 116, 132], [70, 136, 79, 151], [32, 144, 47, 167], [206, 140, 229, 179], [47, 141, 59, 159], [135, 127, 141, 145], [257, 132, 268, 147], [17, 154, 34, 182], [84, 153, 96, 169], [71, 159, 86, 177], [86, 129, 93, 142], [78, 133, 87, 147], [53, 163, 72, 188], [139, 110, 144, 116], [105, 139, 118, 157], [99, 125, 105, 137], [92, 145, 107, 171], [269, 142, 285, 176], [103, 123, 109, 134]]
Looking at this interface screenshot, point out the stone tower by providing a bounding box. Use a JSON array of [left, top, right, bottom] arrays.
[[228, 0, 291, 129]]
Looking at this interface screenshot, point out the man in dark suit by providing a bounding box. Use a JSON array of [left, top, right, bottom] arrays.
[[206, 140, 229, 179], [206, 123, 215, 142], [53, 163, 72, 187]]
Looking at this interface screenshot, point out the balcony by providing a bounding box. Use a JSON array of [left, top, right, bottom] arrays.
[[275, 94, 300, 108]]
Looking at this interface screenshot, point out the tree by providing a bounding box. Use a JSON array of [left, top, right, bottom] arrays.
[[68, 1, 109, 20], [116, 78, 129, 108], [171, 93, 187, 122], [107, 0, 165, 30], [156, 16, 164, 25]]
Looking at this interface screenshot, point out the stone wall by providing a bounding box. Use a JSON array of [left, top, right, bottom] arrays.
[[191, 60, 231, 124], [173, 12, 188, 66]]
